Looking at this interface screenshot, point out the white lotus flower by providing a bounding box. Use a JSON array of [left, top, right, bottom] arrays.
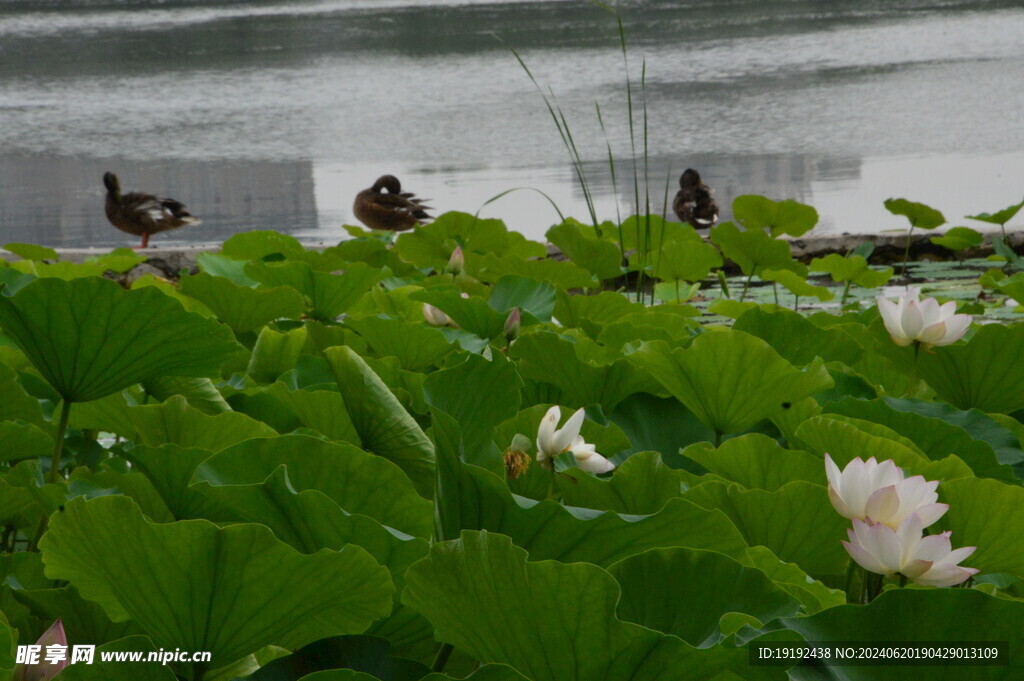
[[422, 303, 452, 327], [536, 406, 615, 474], [843, 513, 978, 587], [876, 287, 971, 348], [825, 454, 947, 529]]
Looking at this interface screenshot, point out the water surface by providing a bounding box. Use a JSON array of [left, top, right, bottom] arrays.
[[1, 0, 1022, 247]]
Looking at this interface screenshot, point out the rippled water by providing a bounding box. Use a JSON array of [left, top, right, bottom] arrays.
[[1, 0, 1022, 247]]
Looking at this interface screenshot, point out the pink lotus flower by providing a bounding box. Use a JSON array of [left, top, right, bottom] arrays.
[[13, 619, 68, 681], [843, 513, 978, 587], [876, 287, 971, 348], [825, 454, 947, 529]]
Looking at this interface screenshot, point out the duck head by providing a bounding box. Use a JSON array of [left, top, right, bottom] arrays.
[[103, 171, 121, 198], [372, 175, 402, 194], [680, 168, 702, 189]]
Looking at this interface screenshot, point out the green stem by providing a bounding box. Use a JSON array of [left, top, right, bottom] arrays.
[[905, 342, 921, 397], [432, 643, 454, 673], [714, 430, 723, 448], [841, 280, 852, 306], [864, 572, 884, 603], [49, 400, 72, 484], [901, 226, 914, 277], [772, 282, 779, 305], [793, 294, 799, 312], [844, 560, 857, 602], [899, 573, 908, 588], [740, 274, 753, 302]]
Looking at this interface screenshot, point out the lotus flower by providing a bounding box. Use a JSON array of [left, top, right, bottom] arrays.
[[536, 406, 615, 474], [503, 307, 521, 344], [843, 513, 978, 587], [422, 303, 452, 327], [825, 454, 947, 529], [876, 287, 971, 348], [13, 619, 67, 681]]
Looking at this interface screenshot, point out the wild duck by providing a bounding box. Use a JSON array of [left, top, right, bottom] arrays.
[[103, 172, 200, 249], [673, 168, 719, 231], [353, 175, 432, 232]]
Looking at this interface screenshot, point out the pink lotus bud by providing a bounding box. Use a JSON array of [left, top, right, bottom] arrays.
[[504, 307, 521, 344], [13, 619, 68, 681], [445, 246, 465, 275]]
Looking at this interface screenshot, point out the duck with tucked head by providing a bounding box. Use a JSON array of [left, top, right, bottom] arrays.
[[353, 175, 432, 232], [673, 168, 719, 231], [103, 172, 200, 249]]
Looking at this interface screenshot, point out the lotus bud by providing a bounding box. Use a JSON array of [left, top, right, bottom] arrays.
[[445, 246, 465, 275], [503, 307, 521, 345], [422, 303, 451, 327], [13, 619, 68, 681]]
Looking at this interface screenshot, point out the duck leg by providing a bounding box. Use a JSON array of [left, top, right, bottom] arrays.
[[137, 232, 150, 249]]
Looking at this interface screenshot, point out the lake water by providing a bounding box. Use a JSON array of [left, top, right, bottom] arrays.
[[1, 0, 1023, 248]]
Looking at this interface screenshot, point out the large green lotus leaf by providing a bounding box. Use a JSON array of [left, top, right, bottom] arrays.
[[0, 363, 47, 429], [883, 197, 946, 229], [247, 326, 308, 384], [628, 333, 833, 436], [0, 475, 36, 527], [546, 220, 623, 281], [648, 238, 723, 283], [742, 546, 844, 615], [732, 195, 819, 238], [918, 323, 1024, 414], [556, 451, 682, 514], [420, 666, 531, 681], [346, 316, 453, 372], [0, 421, 52, 462], [931, 226, 985, 252], [610, 392, 717, 470], [192, 434, 432, 537], [197, 252, 259, 286], [4, 242, 59, 261], [609, 548, 801, 647], [781, 589, 1024, 681], [194, 466, 427, 593], [220, 230, 305, 260], [0, 277, 239, 402], [253, 634, 429, 681], [126, 444, 236, 521], [809, 253, 893, 288], [143, 375, 231, 415], [734, 307, 862, 367], [6, 260, 106, 280], [552, 290, 645, 338], [128, 395, 277, 451], [596, 312, 698, 354], [683, 480, 849, 577], [69, 465, 175, 523], [939, 477, 1024, 580], [679, 434, 824, 491], [178, 272, 305, 335], [409, 290, 507, 340], [511, 332, 657, 413], [824, 397, 1016, 482], [760, 269, 834, 302], [394, 211, 544, 269], [431, 410, 748, 564], [795, 415, 974, 482], [131, 272, 216, 317], [968, 197, 1024, 226], [710, 222, 794, 276], [423, 352, 522, 475], [324, 346, 435, 498], [618, 214, 698, 251], [40, 496, 393, 667], [12, 585, 138, 647], [246, 261, 383, 322], [487, 275, 556, 323], [470, 253, 597, 289], [403, 531, 765, 681], [263, 382, 361, 445], [53, 635, 177, 681]]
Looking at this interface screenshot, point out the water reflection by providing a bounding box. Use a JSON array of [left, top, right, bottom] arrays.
[[1, 0, 1022, 247]]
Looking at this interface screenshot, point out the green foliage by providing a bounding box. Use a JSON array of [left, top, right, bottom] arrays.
[[732, 195, 819, 237], [883, 198, 946, 230]]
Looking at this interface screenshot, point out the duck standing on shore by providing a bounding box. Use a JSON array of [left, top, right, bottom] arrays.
[[353, 175, 432, 232], [673, 168, 719, 231], [103, 172, 200, 249]]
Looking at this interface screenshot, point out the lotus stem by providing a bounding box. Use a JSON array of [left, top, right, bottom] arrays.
[[432, 643, 454, 673], [841, 280, 852, 306], [901, 226, 914, 277], [740, 274, 753, 302], [905, 341, 921, 397], [48, 399, 72, 484]]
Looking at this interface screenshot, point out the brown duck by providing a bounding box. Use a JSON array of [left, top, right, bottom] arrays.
[[673, 168, 719, 231], [353, 175, 432, 232], [103, 172, 200, 248]]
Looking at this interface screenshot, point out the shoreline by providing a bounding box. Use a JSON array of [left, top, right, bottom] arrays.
[[3, 231, 1022, 282]]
